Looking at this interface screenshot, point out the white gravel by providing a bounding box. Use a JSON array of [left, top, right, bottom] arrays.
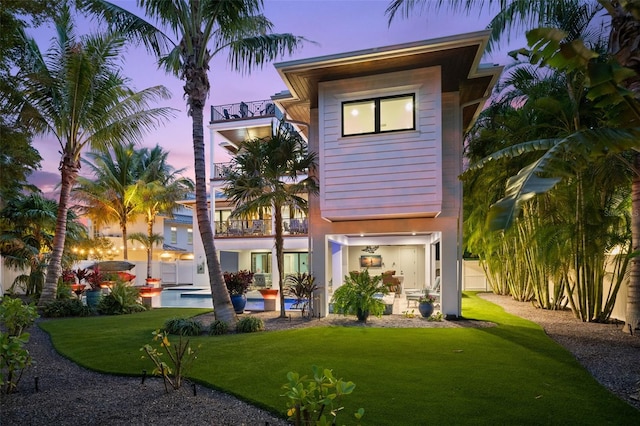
[[1, 293, 638, 424]]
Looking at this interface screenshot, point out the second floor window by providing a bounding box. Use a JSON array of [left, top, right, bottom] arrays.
[[171, 227, 177, 244], [342, 93, 415, 137], [187, 228, 193, 245]]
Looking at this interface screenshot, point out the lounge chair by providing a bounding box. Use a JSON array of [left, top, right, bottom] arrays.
[[239, 101, 253, 118]]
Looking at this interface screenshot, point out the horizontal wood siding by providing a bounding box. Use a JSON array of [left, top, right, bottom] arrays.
[[319, 68, 442, 220]]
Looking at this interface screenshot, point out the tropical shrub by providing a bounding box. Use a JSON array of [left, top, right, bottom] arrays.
[[236, 316, 264, 333], [41, 299, 91, 318], [208, 320, 229, 336], [286, 273, 318, 318], [163, 318, 203, 336], [331, 270, 387, 322], [0, 332, 33, 394], [0, 297, 37, 394], [223, 270, 254, 295], [0, 297, 39, 336], [97, 282, 145, 315], [281, 365, 364, 426], [140, 329, 199, 391]]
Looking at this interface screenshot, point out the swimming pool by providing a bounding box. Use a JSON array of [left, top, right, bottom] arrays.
[[158, 287, 302, 311]]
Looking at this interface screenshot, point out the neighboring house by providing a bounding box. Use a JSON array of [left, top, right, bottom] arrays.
[[199, 31, 501, 318], [76, 205, 194, 285]]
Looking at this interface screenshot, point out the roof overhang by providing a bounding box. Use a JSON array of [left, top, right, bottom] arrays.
[[274, 30, 502, 131]]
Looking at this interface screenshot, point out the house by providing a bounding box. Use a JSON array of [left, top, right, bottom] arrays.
[[198, 31, 501, 318], [203, 100, 312, 289], [76, 205, 195, 285]]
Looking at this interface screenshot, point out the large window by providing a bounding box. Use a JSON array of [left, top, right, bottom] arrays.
[[342, 94, 415, 136]]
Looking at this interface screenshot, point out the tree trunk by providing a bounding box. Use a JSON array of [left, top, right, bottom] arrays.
[[191, 101, 236, 326], [146, 218, 153, 279], [274, 205, 286, 317], [608, 3, 640, 333], [38, 154, 78, 308], [627, 152, 640, 333], [120, 221, 128, 260]]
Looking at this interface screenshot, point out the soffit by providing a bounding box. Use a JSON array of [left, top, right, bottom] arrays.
[[275, 31, 502, 131]]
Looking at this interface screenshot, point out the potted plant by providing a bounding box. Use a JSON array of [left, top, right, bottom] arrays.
[[224, 270, 254, 314], [83, 267, 105, 308], [331, 269, 388, 323], [418, 294, 437, 318]]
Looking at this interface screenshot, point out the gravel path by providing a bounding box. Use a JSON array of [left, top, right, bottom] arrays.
[[1, 294, 639, 425]]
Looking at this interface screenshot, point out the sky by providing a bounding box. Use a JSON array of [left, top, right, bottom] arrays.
[[27, 0, 524, 196]]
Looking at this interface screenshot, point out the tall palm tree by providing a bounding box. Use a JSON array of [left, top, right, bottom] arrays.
[[223, 120, 318, 318], [17, 4, 174, 307], [388, 0, 640, 332], [130, 145, 194, 279], [74, 143, 144, 260], [81, 0, 307, 325]]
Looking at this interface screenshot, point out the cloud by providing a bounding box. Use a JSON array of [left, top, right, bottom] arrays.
[[27, 170, 60, 199]]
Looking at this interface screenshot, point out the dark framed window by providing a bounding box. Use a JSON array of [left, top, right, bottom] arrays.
[[342, 93, 415, 136]]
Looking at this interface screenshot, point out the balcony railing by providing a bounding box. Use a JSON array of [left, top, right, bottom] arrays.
[[213, 162, 233, 180], [210, 99, 280, 122], [215, 218, 308, 237]]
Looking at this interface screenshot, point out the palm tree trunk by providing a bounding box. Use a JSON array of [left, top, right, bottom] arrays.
[[627, 152, 640, 333], [120, 221, 128, 260], [38, 155, 78, 307], [609, 4, 640, 333], [191, 100, 236, 326], [146, 219, 153, 279], [274, 205, 286, 317]]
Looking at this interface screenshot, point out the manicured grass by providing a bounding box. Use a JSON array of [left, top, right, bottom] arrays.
[[39, 294, 640, 425]]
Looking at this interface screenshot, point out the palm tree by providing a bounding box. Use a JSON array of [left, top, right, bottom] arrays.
[[74, 143, 143, 260], [130, 145, 193, 279], [16, 4, 174, 307], [81, 0, 307, 325], [0, 193, 87, 297], [223, 120, 318, 318], [388, 0, 640, 332]]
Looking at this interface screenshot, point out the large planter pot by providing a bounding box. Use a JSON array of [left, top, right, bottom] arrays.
[[145, 278, 161, 287], [258, 289, 279, 312], [230, 294, 247, 314], [356, 308, 370, 323], [85, 289, 102, 308], [418, 302, 434, 318]]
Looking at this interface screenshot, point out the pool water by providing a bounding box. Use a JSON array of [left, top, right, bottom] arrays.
[[158, 287, 302, 311]]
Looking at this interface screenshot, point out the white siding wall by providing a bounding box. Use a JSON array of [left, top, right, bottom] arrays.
[[318, 67, 442, 220]]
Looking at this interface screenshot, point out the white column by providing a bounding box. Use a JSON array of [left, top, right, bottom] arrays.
[[440, 227, 461, 317]]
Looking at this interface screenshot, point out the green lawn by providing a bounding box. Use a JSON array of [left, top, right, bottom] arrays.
[[39, 293, 640, 425]]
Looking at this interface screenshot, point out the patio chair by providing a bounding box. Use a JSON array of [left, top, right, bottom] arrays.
[[253, 273, 266, 288], [239, 101, 254, 118], [250, 220, 264, 234], [261, 102, 275, 115], [290, 218, 301, 233]]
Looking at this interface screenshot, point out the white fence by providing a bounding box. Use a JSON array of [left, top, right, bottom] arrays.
[[0, 258, 195, 295]]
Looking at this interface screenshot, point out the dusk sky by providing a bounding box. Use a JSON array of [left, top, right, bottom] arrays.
[[28, 0, 525, 195]]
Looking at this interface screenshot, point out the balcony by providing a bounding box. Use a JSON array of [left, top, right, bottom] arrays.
[[210, 99, 280, 123], [213, 162, 232, 180], [215, 218, 308, 238]]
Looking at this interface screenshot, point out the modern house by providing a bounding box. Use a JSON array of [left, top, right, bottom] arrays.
[[197, 30, 502, 318]]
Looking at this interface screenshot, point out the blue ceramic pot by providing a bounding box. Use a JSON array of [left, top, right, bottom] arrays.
[[230, 294, 247, 314], [418, 302, 434, 318]]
